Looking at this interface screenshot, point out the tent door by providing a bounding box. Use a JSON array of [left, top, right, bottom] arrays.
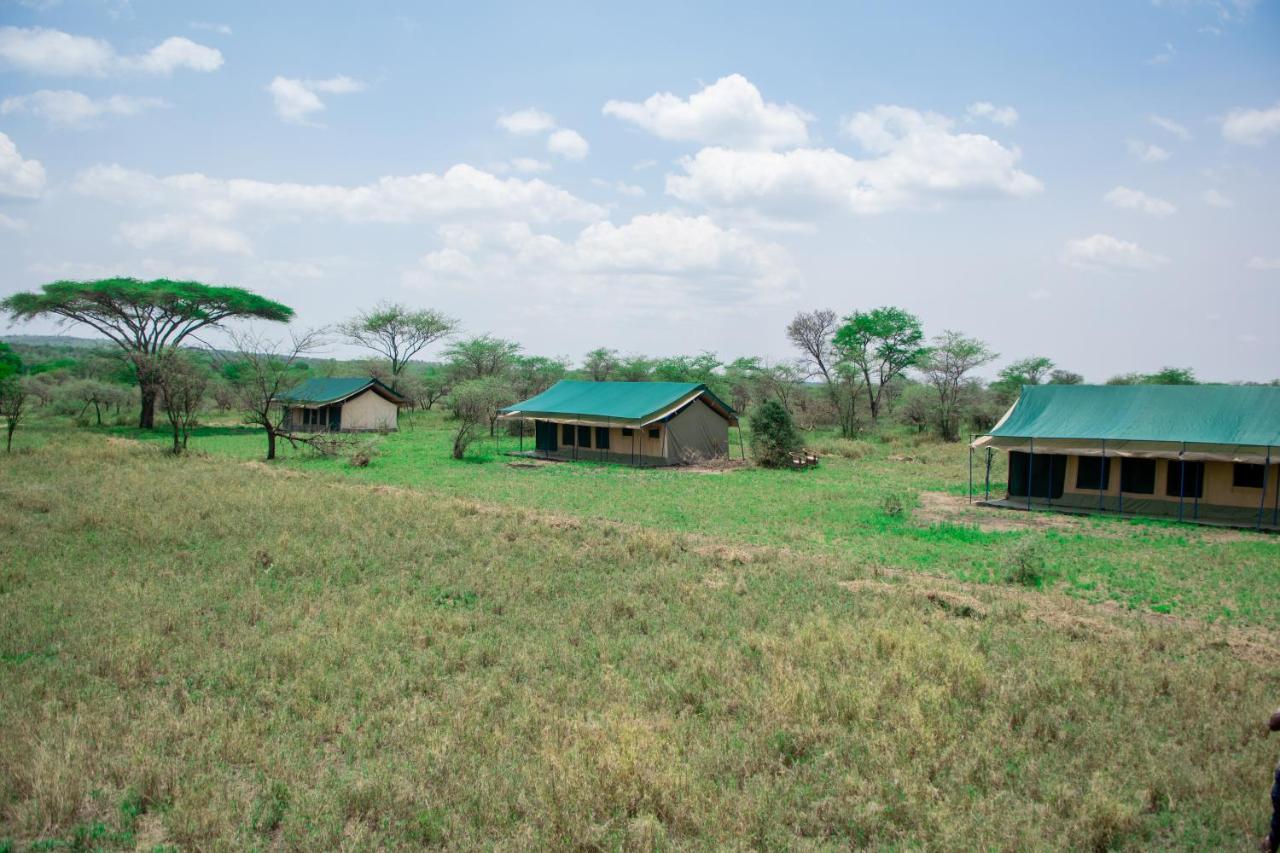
[[329, 405, 341, 431], [1007, 451, 1066, 499], [535, 420, 557, 452]]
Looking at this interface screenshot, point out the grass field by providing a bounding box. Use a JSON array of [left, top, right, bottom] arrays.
[[3, 418, 1279, 848]]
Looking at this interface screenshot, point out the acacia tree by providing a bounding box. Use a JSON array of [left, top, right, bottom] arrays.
[[1, 278, 292, 429], [583, 347, 620, 381], [443, 335, 521, 381], [919, 331, 997, 441], [450, 377, 515, 458], [992, 355, 1056, 403], [832, 307, 929, 423], [338, 302, 456, 391], [0, 377, 27, 452], [787, 309, 860, 437], [223, 328, 324, 460]]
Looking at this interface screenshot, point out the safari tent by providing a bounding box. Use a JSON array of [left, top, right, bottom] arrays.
[[500, 380, 739, 466], [970, 385, 1280, 530], [278, 377, 404, 433]]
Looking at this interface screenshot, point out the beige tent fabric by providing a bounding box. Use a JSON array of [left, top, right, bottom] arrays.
[[971, 435, 1274, 464]]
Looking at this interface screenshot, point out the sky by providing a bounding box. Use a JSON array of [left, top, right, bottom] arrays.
[[0, 0, 1278, 381]]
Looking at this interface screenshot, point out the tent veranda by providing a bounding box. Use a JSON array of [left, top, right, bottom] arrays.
[[969, 385, 1280, 530]]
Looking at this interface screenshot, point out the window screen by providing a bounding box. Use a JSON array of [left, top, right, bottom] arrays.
[[1233, 463, 1265, 489], [1165, 460, 1205, 498], [577, 425, 592, 448], [1075, 457, 1111, 491], [595, 426, 610, 449], [648, 428, 660, 439], [621, 428, 633, 436], [1120, 458, 1156, 494], [1007, 451, 1066, 499], [562, 423, 574, 445]]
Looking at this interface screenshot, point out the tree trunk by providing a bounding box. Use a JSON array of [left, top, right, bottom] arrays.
[[139, 386, 158, 429], [93, 401, 102, 427], [5, 422, 13, 452], [171, 421, 181, 455], [266, 428, 277, 461]]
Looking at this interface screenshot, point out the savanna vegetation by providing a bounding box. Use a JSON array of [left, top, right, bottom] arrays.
[[3, 282, 1280, 848]]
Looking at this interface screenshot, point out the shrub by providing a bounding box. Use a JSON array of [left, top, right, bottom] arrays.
[[749, 400, 801, 468], [881, 492, 906, 517], [1003, 536, 1050, 586]]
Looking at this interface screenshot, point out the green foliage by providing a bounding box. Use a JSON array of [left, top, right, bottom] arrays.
[[1003, 536, 1051, 586], [0, 343, 23, 381], [1107, 366, 1197, 386], [338, 302, 456, 384], [832, 306, 930, 420], [443, 335, 521, 381], [749, 399, 801, 468]]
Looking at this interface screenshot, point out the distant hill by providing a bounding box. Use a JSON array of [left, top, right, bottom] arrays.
[[0, 334, 118, 349]]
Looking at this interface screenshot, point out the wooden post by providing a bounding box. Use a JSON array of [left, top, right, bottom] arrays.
[[1098, 440, 1106, 513], [968, 436, 974, 504], [984, 447, 992, 501], [1177, 442, 1185, 524], [1258, 446, 1272, 530], [1027, 437, 1034, 511]]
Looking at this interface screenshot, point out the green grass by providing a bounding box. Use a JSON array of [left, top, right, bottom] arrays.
[[1, 429, 1277, 848], [100, 410, 1280, 626]]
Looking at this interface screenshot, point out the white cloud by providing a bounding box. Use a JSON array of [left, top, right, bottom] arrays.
[[497, 108, 557, 135], [267, 75, 364, 125], [1, 89, 166, 127], [1127, 139, 1171, 162], [1146, 42, 1176, 64], [966, 101, 1019, 127], [603, 74, 812, 150], [509, 157, 551, 173], [667, 105, 1042, 218], [0, 27, 222, 76], [1149, 114, 1190, 140], [1103, 186, 1176, 217], [1201, 188, 1233, 208], [1247, 256, 1280, 270], [189, 22, 232, 36], [547, 128, 589, 160], [591, 177, 646, 198], [1063, 234, 1169, 272], [0, 212, 29, 233], [407, 213, 796, 308], [1220, 102, 1280, 146], [0, 131, 46, 198], [73, 162, 606, 225], [119, 215, 253, 255]]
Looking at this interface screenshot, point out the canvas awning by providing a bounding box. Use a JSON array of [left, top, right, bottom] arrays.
[[972, 385, 1280, 463], [500, 380, 738, 427]]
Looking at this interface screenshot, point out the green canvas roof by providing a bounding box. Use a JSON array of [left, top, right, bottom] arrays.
[[502, 380, 736, 424], [986, 384, 1280, 447], [279, 377, 404, 406]]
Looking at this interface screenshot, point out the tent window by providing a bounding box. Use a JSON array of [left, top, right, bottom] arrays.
[[1120, 458, 1156, 494], [648, 428, 660, 439], [1007, 451, 1066, 499], [562, 424, 574, 445], [1233, 462, 1265, 489], [1075, 457, 1111, 491], [577, 425, 592, 448], [595, 427, 610, 449], [621, 428, 633, 436], [1165, 460, 1205, 499]]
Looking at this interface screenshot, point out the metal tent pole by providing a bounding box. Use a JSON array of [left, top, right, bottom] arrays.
[[1027, 437, 1035, 511], [1099, 440, 1107, 513], [984, 447, 992, 502], [1258, 446, 1272, 530], [1273, 452, 1279, 527], [968, 435, 974, 504], [1046, 452, 1054, 507], [1178, 442, 1186, 524]]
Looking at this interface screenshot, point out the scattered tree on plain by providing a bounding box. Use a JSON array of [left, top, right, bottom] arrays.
[[1107, 366, 1197, 386], [157, 353, 209, 455], [583, 348, 620, 381], [1048, 369, 1083, 385], [0, 345, 27, 452], [833, 307, 930, 423], [222, 328, 324, 460], [338, 302, 456, 391], [919, 331, 998, 441], [1, 279, 292, 429], [450, 378, 515, 459], [788, 309, 861, 438], [444, 335, 521, 381]]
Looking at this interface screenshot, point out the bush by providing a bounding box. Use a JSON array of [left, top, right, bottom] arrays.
[[881, 492, 906, 517], [748, 400, 801, 468], [1003, 536, 1050, 586]]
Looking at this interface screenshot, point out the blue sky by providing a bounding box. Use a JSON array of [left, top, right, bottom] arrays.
[[1, 0, 1278, 380]]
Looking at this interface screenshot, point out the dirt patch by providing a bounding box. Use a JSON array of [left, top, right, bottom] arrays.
[[915, 491, 1087, 533]]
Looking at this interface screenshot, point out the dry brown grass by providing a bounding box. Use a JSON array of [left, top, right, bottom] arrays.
[[1, 434, 1278, 849]]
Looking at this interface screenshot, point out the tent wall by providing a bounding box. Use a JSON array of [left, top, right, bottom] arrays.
[[340, 389, 399, 431], [1055, 454, 1277, 510], [532, 419, 668, 465], [665, 397, 730, 463]]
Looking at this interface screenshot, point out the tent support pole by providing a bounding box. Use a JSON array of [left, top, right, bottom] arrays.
[[968, 436, 974, 504], [1258, 446, 1272, 530], [737, 423, 746, 462], [1099, 440, 1107, 514], [1178, 442, 1185, 524], [1027, 437, 1034, 511], [1273, 453, 1279, 527], [1046, 452, 1054, 508], [984, 448, 992, 502]]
